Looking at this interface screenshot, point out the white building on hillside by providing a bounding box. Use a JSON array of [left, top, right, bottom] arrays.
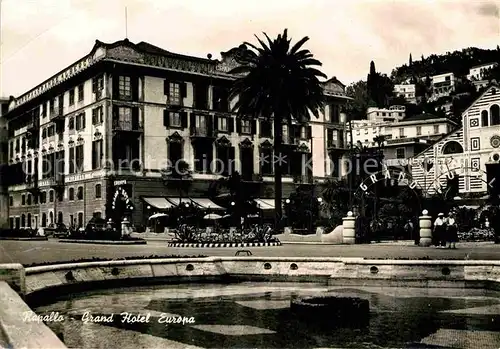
[[394, 84, 417, 104], [467, 62, 498, 81], [366, 105, 406, 123], [430, 72, 461, 101], [411, 84, 500, 196], [349, 113, 457, 169]]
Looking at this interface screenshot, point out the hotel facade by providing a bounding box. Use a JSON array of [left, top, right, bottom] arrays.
[[4, 39, 351, 229]]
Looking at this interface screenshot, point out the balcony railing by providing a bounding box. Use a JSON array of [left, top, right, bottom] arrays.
[[113, 120, 143, 132], [190, 126, 215, 138], [327, 140, 345, 150], [50, 107, 64, 121], [282, 135, 298, 145], [49, 174, 65, 188]]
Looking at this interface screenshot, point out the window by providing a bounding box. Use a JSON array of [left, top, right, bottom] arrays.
[[282, 125, 289, 140], [42, 103, 47, 117], [75, 145, 84, 172], [21, 194, 25, 205], [399, 128, 404, 137], [396, 148, 406, 159], [76, 113, 86, 130], [69, 116, 75, 130], [300, 126, 307, 139], [92, 75, 104, 94], [27, 194, 32, 205], [260, 120, 272, 137], [92, 140, 103, 169], [41, 213, 47, 227], [9, 196, 12, 206], [21, 214, 26, 228], [491, 104, 500, 126], [93, 212, 102, 219], [92, 107, 103, 125], [95, 184, 102, 198], [77, 84, 84, 101], [57, 212, 63, 224], [40, 191, 47, 203], [416, 126, 422, 136], [27, 213, 32, 227], [364, 128, 368, 134], [69, 89, 75, 105], [219, 117, 229, 132], [49, 99, 55, 113], [169, 82, 181, 105], [69, 148, 75, 174], [77, 212, 84, 228], [69, 187, 74, 200], [481, 110, 489, 126], [119, 76, 131, 98], [77, 186, 84, 200], [170, 112, 181, 127], [433, 125, 439, 134], [239, 120, 250, 134], [330, 104, 340, 123], [49, 190, 54, 203]]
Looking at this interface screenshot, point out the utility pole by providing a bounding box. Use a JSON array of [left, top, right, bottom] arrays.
[[348, 117, 354, 209]]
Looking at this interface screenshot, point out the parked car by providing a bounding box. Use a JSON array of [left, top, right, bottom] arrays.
[[44, 223, 69, 237]]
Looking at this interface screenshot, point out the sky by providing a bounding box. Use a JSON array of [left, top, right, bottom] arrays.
[[1, 0, 499, 97]]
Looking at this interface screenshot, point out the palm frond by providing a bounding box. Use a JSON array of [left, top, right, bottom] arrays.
[[290, 36, 309, 54]]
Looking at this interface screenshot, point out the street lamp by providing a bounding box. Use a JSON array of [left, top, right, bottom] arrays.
[[317, 197, 323, 203], [285, 199, 291, 204]]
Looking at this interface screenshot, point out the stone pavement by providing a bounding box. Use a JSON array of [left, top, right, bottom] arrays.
[[1, 238, 500, 265]]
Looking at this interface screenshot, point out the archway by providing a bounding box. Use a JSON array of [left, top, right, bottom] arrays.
[[111, 186, 135, 224], [354, 168, 424, 241]]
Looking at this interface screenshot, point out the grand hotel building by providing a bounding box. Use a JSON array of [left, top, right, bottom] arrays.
[[3, 39, 350, 229]]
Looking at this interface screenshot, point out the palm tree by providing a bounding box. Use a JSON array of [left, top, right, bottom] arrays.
[[229, 29, 326, 227]]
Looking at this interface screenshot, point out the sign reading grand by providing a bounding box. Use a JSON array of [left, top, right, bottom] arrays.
[[358, 166, 491, 196]]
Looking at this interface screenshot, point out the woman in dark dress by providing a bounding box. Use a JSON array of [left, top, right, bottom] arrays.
[[446, 213, 458, 249]]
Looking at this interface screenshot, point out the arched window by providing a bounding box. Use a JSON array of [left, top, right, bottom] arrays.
[[41, 213, 47, 227], [481, 110, 489, 126], [27, 193, 32, 205], [27, 213, 32, 227], [49, 190, 54, 202], [77, 186, 84, 200], [57, 211, 63, 224], [49, 211, 54, 225], [69, 187, 75, 200], [9, 196, 13, 206], [95, 184, 102, 198], [21, 214, 26, 227], [491, 104, 500, 126], [78, 212, 84, 228], [442, 141, 464, 155]]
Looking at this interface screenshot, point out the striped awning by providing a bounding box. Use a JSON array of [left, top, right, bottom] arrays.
[[143, 197, 174, 210], [190, 198, 224, 210], [255, 198, 276, 210], [166, 198, 192, 206]]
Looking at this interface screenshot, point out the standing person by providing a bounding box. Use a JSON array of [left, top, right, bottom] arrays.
[[433, 213, 447, 248], [446, 212, 458, 249], [404, 219, 416, 245]]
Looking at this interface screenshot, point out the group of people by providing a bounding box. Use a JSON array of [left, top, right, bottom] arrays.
[[433, 212, 458, 249]]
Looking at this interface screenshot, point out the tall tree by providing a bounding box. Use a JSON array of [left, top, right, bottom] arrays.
[[229, 29, 326, 227], [345, 80, 371, 120], [409, 53, 413, 66]]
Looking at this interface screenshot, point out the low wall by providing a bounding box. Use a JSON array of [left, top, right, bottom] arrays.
[[2, 257, 500, 348], [22, 257, 500, 298], [0, 281, 66, 349]]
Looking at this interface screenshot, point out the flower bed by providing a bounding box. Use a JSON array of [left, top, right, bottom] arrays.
[[458, 228, 497, 242], [290, 296, 369, 328], [0, 228, 38, 238], [173, 225, 280, 244]]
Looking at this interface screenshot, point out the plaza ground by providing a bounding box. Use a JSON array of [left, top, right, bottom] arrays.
[[1, 239, 500, 265]]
